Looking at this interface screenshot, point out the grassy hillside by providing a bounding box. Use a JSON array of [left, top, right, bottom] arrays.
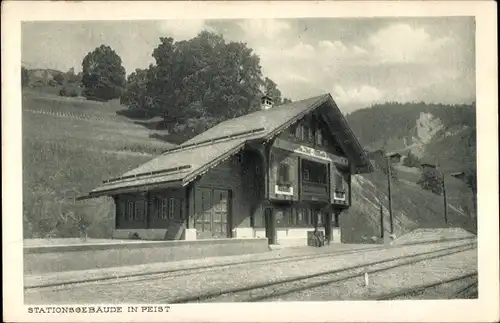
[[341, 169, 476, 243], [22, 91, 175, 238]]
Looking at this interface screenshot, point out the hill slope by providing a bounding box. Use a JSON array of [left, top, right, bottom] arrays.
[[22, 91, 175, 238], [22, 91, 477, 241]]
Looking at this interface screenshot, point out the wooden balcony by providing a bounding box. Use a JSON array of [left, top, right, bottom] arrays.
[[301, 181, 329, 202]]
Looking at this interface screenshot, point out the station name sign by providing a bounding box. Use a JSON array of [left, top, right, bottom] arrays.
[[273, 138, 349, 166]]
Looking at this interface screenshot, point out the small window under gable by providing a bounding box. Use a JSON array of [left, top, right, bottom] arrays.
[[316, 129, 323, 146], [295, 124, 303, 140]]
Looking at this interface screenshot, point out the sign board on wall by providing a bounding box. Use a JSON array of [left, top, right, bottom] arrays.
[[273, 138, 349, 167]]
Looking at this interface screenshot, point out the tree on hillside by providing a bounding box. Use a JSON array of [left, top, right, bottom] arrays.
[[81, 45, 126, 101], [21, 67, 29, 87], [283, 98, 293, 104], [417, 167, 443, 195], [120, 31, 286, 135], [120, 68, 154, 113]]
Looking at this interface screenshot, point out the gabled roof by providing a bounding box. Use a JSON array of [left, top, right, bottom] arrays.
[[85, 94, 373, 198]]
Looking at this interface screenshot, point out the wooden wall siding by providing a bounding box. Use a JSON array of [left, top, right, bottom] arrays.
[[278, 111, 347, 158], [195, 152, 261, 232], [268, 148, 299, 201], [114, 188, 188, 237], [115, 194, 148, 229], [148, 188, 185, 229]]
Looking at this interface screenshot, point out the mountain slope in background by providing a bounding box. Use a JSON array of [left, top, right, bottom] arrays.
[[345, 102, 476, 171], [341, 102, 477, 242]]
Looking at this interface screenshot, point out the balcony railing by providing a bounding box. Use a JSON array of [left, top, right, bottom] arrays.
[[301, 180, 328, 201]]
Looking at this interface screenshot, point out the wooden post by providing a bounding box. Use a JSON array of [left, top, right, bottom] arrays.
[[145, 192, 151, 229], [386, 156, 394, 234], [325, 208, 333, 244]]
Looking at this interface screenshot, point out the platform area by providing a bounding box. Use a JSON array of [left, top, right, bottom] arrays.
[[23, 237, 269, 275]]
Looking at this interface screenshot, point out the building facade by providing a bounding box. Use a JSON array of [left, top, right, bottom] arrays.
[[84, 94, 373, 246]]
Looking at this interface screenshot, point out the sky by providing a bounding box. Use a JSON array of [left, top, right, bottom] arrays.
[[22, 17, 475, 113]]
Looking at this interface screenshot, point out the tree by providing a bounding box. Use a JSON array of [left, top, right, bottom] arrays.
[[121, 31, 266, 131], [262, 77, 282, 104], [81, 45, 126, 101], [120, 68, 152, 112], [21, 67, 29, 87], [417, 167, 443, 195], [283, 98, 293, 104]]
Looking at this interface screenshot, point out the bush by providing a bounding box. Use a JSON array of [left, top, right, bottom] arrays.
[[59, 86, 79, 97], [53, 73, 65, 85]]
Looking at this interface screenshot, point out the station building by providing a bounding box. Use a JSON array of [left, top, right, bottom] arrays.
[[84, 94, 373, 246]]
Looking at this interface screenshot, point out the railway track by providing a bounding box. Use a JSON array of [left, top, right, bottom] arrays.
[[373, 272, 478, 300], [27, 237, 475, 291], [165, 241, 475, 303]]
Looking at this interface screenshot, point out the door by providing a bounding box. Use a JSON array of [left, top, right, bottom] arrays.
[[212, 189, 229, 239], [194, 187, 230, 239]]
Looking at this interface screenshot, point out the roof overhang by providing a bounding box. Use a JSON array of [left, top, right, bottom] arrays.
[[78, 179, 184, 200]]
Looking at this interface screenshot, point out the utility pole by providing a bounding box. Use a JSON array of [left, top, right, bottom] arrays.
[[437, 157, 448, 224], [379, 192, 384, 239], [386, 155, 394, 234], [442, 172, 448, 224]]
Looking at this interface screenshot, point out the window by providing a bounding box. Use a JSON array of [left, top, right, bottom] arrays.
[[335, 172, 344, 190], [316, 129, 323, 146], [158, 197, 168, 219], [303, 168, 310, 181], [295, 125, 303, 140], [127, 200, 134, 220], [304, 125, 314, 142], [278, 163, 290, 184], [275, 207, 291, 227], [168, 198, 175, 219], [134, 200, 145, 220], [302, 160, 327, 184]]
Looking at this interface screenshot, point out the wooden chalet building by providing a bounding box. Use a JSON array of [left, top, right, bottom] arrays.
[[84, 94, 373, 246]]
